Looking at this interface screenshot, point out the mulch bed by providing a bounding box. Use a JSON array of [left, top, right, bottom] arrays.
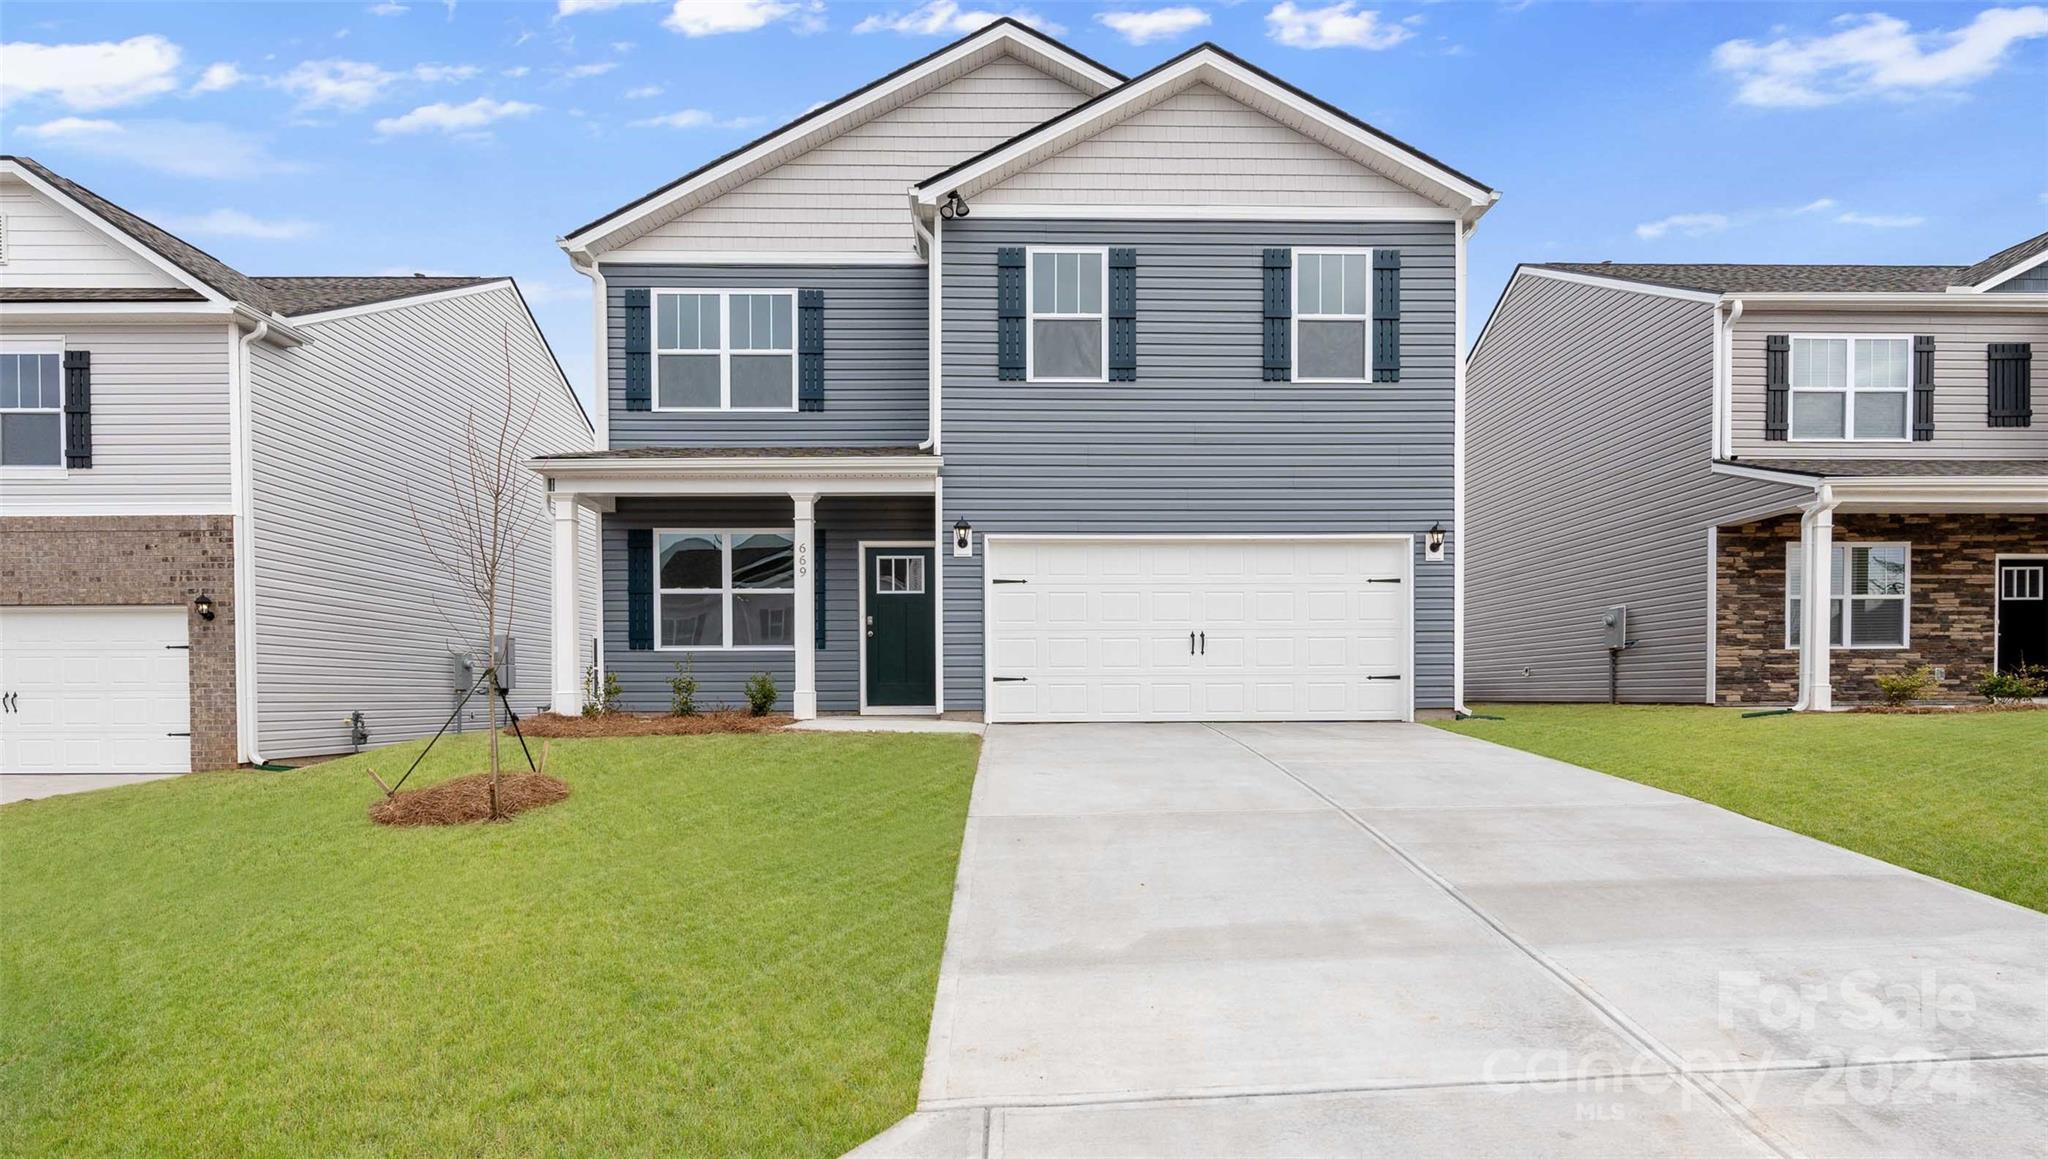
[[369, 773, 570, 827], [517, 710, 793, 738], [1850, 702, 2045, 715]]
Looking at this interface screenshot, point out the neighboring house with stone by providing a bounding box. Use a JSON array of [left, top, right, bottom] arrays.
[[1467, 230, 2047, 708], [0, 155, 594, 776], [536, 21, 1496, 723]]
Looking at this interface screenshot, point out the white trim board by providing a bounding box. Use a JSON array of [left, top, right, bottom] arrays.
[[1956, 247, 2048, 293], [595, 250, 926, 266], [955, 204, 1465, 223]]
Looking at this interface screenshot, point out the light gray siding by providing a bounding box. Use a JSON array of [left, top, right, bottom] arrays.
[[1989, 265, 2048, 293], [1466, 274, 1806, 703], [605, 265, 927, 448], [938, 218, 1458, 710], [248, 284, 592, 757], [1729, 309, 2048, 460], [0, 319, 231, 516], [0, 176, 186, 289], [600, 495, 933, 712]]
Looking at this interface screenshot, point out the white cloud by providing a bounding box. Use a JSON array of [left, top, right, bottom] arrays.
[[189, 62, 246, 95], [0, 34, 183, 111], [854, 1, 1062, 36], [368, 1, 409, 14], [413, 63, 481, 82], [1265, 1, 1412, 50], [503, 65, 532, 77], [1634, 212, 1731, 241], [374, 96, 540, 134], [16, 117, 302, 179], [563, 61, 619, 78], [624, 83, 664, 98], [276, 59, 398, 110], [631, 107, 765, 129], [156, 208, 318, 240], [1713, 7, 2048, 107], [1836, 211, 1925, 228], [666, 0, 825, 36], [556, 0, 657, 14], [1097, 6, 1211, 45], [1791, 197, 1838, 214]]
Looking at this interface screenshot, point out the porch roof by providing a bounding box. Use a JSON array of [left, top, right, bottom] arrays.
[[1711, 458, 2048, 513], [1722, 458, 2048, 479], [532, 445, 939, 498]]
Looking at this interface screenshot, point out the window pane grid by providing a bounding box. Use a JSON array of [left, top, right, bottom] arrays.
[[1786, 542, 1908, 649], [1027, 248, 1106, 381], [1787, 335, 1909, 440], [653, 290, 795, 410], [875, 555, 925, 595], [655, 530, 796, 649], [1294, 250, 1370, 381]]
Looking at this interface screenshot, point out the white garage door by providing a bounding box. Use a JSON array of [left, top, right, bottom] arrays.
[[985, 537, 1412, 723], [0, 607, 192, 775]]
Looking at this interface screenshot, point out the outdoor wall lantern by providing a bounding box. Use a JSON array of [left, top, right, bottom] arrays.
[[939, 190, 970, 220], [1425, 524, 1446, 562], [194, 594, 217, 621], [953, 517, 974, 557]]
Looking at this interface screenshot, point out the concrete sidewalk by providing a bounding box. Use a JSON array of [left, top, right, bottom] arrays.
[[854, 722, 2048, 1157], [1, 773, 180, 805]]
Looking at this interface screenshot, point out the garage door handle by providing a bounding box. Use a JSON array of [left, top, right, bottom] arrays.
[[1199, 631, 1205, 654], [166, 731, 192, 737], [1367, 578, 1402, 584], [1367, 675, 1402, 681], [1189, 632, 1195, 655], [993, 676, 1027, 683], [2, 692, 14, 713], [993, 578, 1027, 585]]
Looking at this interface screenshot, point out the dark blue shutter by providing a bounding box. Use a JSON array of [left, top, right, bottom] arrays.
[[1764, 335, 1790, 441], [1987, 343, 2033, 428], [798, 289, 825, 411], [996, 247, 1025, 381], [814, 530, 828, 650], [623, 288, 652, 411], [1911, 335, 1935, 441], [1107, 247, 1136, 382], [62, 350, 92, 469], [1262, 248, 1290, 381], [626, 528, 654, 650], [1372, 250, 1401, 383]]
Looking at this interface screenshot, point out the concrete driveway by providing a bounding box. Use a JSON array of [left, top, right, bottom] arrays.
[[857, 722, 2047, 1158], [0, 773, 181, 805]]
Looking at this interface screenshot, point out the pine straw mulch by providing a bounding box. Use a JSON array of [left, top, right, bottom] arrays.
[[1849, 701, 2045, 715], [368, 773, 570, 827], [516, 710, 793, 738]]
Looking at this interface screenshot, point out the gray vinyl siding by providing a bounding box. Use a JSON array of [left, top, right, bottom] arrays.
[[1466, 275, 1806, 703], [601, 495, 933, 712], [0, 319, 230, 516], [1728, 310, 2048, 460], [1989, 265, 2048, 293], [248, 285, 593, 757], [938, 218, 1458, 710], [605, 265, 927, 448]]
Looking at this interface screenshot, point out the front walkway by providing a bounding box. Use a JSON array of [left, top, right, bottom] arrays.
[[856, 722, 2047, 1157]]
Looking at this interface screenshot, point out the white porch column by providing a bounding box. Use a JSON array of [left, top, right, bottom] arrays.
[[792, 492, 818, 720], [549, 495, 585, 715], [1799, 496, 1836, 712]]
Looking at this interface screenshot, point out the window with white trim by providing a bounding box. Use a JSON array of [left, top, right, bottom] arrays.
[[1294, 249, 1371, 382], [654, 289, 795, 410], [1027, 248, 1105, 382], [0, 345, 63, 467], [2002, 565, 2043, 601], [656, 529, 795, 649], [1789, 336, 1911, 440], [1787, 542, 1910, 649], [874, 554, 925, 595]]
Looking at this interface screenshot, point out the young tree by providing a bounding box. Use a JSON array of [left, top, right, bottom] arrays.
[[409, 329, 543, 819]]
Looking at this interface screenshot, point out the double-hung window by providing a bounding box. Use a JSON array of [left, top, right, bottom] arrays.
[[1789, 336, 1911, 440], [656, 529, 796, 649], [1027, 248, 1105, 382], [0, 344, 63, 468], [1294, 249, 1371, 382], [1786, 542, 1909, 649], [654, 290, 795, 410]]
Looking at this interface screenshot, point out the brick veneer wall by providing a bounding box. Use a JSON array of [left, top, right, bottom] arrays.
[[0, 515, 238, 770], [1716, 512, 2046, 705]]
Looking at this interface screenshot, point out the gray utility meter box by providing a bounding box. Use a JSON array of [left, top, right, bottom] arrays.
[[1602, 606, 1629, 650]]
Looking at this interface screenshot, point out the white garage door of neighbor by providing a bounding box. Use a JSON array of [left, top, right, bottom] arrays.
[[985, 537, 1412, 723], [0, 606, 192, 775]]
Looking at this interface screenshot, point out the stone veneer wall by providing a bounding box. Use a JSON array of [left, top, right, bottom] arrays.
[[1716, 512, 2045, 705], [0, 515, 238, 770]]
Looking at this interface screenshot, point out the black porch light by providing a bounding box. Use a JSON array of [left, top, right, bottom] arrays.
[[1425, 523, 1446, 558], [953, 517, 973, 555], [939, 190, 970, 219], [194, 593, 217, 621]]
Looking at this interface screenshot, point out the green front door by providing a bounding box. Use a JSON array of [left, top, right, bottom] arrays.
[[864, 546, 935, 707]]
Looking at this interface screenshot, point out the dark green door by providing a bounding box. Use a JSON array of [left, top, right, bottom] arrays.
[[865, 546, 935, 707]]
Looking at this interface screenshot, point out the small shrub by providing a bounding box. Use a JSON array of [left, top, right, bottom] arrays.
[[1874, 665, 1937, 706], [744, 672, 779, 717], [582, 665, 623, 716], [669, 660, 700, 717], [1976, 666, 2047, 703]]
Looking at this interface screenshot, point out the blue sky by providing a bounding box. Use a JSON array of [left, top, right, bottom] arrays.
[[3, 1, 2044, 406]]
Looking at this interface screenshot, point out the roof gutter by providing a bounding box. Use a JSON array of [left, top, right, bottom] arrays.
[[1714, 298, 1743, 459], [564, 241, 609, 452]]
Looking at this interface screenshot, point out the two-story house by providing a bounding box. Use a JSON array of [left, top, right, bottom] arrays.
[[1468, 231, 2047, 708], [0, 156, 595, 777], [537, 21, 1496, 724]]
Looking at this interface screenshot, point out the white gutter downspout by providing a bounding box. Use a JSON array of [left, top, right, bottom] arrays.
[[1715, 298, 1744, 459], [566, 245, 608, 451], [910, 197, 940, 453], [230, 318, 270, 764], [1452, 214, 1473, 719]]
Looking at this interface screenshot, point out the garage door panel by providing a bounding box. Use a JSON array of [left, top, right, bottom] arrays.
[[1, 606, 192, 775]]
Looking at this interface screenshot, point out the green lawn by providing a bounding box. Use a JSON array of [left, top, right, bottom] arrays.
[[1434, 704, 2047, 913], [0, 731, 979, 1156]]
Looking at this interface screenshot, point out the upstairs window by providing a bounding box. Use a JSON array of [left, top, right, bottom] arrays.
[[0, 347, 63, 468], [1787, 542, 1910, 649], [654, 290, 795, 411], [1027, 248, 1105, 382], [1294, 250, 1371, 382], [656, 530, 796, 649], [1789, 336, 1910, 440]]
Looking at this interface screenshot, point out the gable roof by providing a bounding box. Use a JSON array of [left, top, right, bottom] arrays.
[[560, 18, 1122, 253], [1956, 228, 2048, 290], [1529, 228, 2048, 297], [252, 276, 500, 316], [915, 41, 1495, 216]]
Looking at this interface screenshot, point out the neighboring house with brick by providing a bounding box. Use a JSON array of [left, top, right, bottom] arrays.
[[536, 21, 1497, 723], [0, 156, 595, 775], [1467, 230, 2048, 708]]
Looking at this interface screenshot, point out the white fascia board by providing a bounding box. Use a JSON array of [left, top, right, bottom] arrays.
[[534, 454, 942, 494], [0, 300, 238, 318], [1710, 460, 1823, 488], [918, 51, 1493, 213], [595, 250, 926, 266], [959, 203, 1464, 222], [1830, 478, 2048, 510], [1, 160, 230, 303], [1732, 291, 2048, 312], [1957, 247, 2048, 293]]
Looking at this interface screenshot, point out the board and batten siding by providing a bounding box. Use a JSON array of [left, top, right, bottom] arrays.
[[605, 264, 927, 448], [1728, 310, 2048, 460], [613, 56, 1084, 257], [600, 495, 932, 713], [1466, 275, 1807, 703], [974, 84, 1438, 212], [0, 319, 231, 515], [247, 284, 593, 758], [1989, 265, 2048, 293], [938, 218, 1457, 710], [0, 177, 185, 289]]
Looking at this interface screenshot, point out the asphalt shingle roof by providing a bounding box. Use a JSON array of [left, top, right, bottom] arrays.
[[1956, 229, 2048, 288], [0, 287, 206, 302], [250, 276, 499, 316], [1536, 228, 2048, 295]]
